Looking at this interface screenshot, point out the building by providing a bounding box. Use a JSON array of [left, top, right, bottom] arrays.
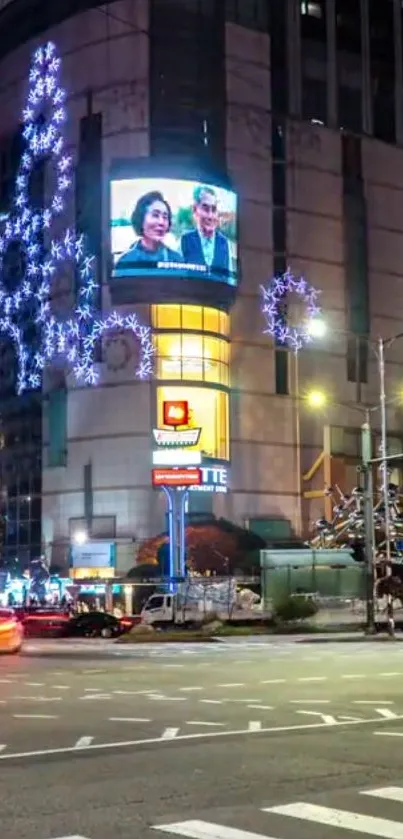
[[0, 0, 401, 577]]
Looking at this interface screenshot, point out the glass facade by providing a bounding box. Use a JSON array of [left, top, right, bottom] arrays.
[[157, 385, 229, 461]]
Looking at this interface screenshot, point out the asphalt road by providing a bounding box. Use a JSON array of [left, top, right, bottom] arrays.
[[2, 638, 403, 839]]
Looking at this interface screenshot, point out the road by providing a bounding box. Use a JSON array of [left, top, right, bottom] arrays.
[[2, 638, 403, 838]]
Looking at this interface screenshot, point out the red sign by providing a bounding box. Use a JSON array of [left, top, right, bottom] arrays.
[[163, 400, 189, 427], [152, 468, 201, 487]]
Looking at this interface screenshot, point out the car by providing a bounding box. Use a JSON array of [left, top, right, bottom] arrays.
[[62, 611, 126, 639], [15, 607, 71, 638], [0, 608, 23, 654]]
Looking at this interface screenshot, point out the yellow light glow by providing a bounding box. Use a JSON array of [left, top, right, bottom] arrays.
[[70, 567, 115, 580], [306, 389, 328, 408], [157, 385, 229, 460]]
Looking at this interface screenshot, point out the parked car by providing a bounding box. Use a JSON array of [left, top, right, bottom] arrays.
[[0, 608, 23, 653], [62, 611, 131, 638]]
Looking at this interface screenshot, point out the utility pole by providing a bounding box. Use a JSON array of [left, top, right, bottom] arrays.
[[361, 413, 375, 633]]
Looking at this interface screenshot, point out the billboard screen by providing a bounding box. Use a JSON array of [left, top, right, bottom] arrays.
[[109, 177, 238, 306]]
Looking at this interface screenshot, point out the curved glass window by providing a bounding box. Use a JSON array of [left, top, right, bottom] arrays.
[[157, 385, 229, 461], [152, 304, 229, 337], [155, 332, 229, 386]]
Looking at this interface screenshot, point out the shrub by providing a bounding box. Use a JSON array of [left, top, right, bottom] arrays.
[[273, 595, 318, 623]]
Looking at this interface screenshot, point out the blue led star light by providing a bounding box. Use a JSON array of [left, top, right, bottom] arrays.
[[0, 41, 153, 393], [261, 268, 321, 352]]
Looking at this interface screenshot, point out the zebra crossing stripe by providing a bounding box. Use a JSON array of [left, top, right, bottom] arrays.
[[362, 787, 403, 803], [153, 820, 277, 839], [263, 802, 403, 838]]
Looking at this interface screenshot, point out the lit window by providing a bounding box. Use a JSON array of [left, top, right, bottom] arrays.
[[154, 333, 229, 385], [151, 304, 229, 337], [157, 385, 229, 461], [301, 1, 322, 18]]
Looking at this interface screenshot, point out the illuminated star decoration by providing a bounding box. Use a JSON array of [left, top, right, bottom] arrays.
[[260, 268, 321, 352], [0, 41, 153, 393]]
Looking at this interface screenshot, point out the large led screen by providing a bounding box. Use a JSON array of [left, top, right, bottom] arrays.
[[109, 178, 238, 300]]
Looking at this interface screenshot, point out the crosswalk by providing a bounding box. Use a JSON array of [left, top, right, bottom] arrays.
[[152, 785, 403, 839]]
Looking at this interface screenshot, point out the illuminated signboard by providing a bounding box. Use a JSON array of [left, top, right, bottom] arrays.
[[163, 400, 189, 427], [153, 428, 201, 447], [152, 468, 202, 487], [189, 466, 228, 494], [152, 449, 202, 466]]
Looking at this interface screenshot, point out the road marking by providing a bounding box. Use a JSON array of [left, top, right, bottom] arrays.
[[289, 699, 330, 704], [379, 672, 400, 677], [80, 694, 111, 701], [297, 711, 337, 725], [82, 669, 105, 674], [247, 705, 273, 710], [263, 801, 403, 838], [153, 820, 272, 839], [0, 712, 400, 762], [353, 700, 394, 705], [49, 835, 89, 839], [0, 678, 14, 683], [109, 717, 151, 723], [179, 687, 203, 692], [186, 721, 226, 727], [52, 685, 70, 690], [218, 683, 244, 688], [341, 674, 365, 679], [25, 682, 44, 686], [199, 700, 223, 705], [339, 716, 363, 721], [161, 727, 179, 740], [12, 696, 62, 702], [374, 732, 403, 738], [297, 676, 327, 682], [13, 714, 59, 719], [260, 679, 286, 684], [84, 687, 102, 692], [75, 736, 94, 748], [248, 721, 262, 732], [0, 745, 6, 752], [376, 708, 398, 719], [149, 695, 186, 702], [162, 664, 184, 668], [362, 787, 403, 803]]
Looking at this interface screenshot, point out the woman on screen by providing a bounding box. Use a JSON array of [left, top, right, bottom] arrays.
[[115, 190, 183, 269]]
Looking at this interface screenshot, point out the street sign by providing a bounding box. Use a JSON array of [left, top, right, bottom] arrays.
[[152, 468, 202, 487]]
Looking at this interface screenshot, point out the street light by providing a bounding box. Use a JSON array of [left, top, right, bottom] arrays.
[[72, 530, 88, 546]]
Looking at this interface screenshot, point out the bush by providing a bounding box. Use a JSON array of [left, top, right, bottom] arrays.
[[273, 595, 318, 623]]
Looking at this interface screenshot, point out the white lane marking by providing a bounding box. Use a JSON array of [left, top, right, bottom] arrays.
[[374, 732, 403, 737], [179, 687, 203, 692], [247, 705, 273, 710], [199, 700, 223, 705], [162, 664, 184, 668], [289, 699, 330, 704], [376, 708, 398, 719], [0, 679, 13, 683], [0, 745, 6, 752], [218, 683, 244, 688], [49, 835, 89, 839], [379, 672, 400, 677], [25, 682, 44, 687], [82, 669, 105, 674], [248, 721, 262, 732], [353, 700, 394, 705], [362, 788, 403, 803], [186, 721, 225, 727], [339, 716, 363, 722], [297, 711, 337, 725], [75, 736, 94, 748], [341, 674, 365, 679], [114, 690, 155, 696], [297, 677, 327, 682], [1, 712, 402, 762], [84, 687, 102, 692], [52, 685, 70, 690], [152, 820, 273, 839], [228, 699, 261, 703], [161, 727, 179, 740], [260, 679, 286, 684], [263, 801, 403, 838], [12, 696, 62, 702], [13, 714, 59, 719], [109, 717, 151, 723], [149, 695, 186, 702], [80, 694, 111, 701]]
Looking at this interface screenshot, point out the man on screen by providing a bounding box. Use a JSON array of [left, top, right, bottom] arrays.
[[181, 186, 230, 278]]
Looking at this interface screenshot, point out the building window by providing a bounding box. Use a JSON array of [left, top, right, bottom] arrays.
[[226, 0, 269, 31], [301, 2, 323, 19], [154, 332, 230, 386], [369, 0, 395, 144], [300, 0, 326, 38], [157, 385, 229, 460], [151, 304, 229, 336]]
